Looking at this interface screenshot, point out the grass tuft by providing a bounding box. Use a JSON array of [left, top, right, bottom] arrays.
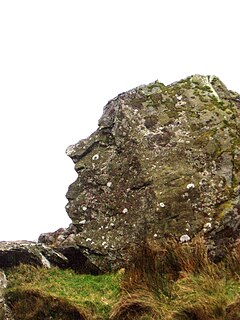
[[111, 237, 240, 320]]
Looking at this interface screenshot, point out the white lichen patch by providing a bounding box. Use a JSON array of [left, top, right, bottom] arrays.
[[204, 222, 212, 229], [180, 234, 191, 243], [92, 154, 99, 161], [187, 183, 195, 189]]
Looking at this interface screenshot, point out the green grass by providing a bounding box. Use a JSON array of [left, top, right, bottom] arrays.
[[6, 265, 120, 319], [5, 238, 240, 319]]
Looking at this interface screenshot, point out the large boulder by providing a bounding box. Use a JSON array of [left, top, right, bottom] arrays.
[[40, 75, 240, 272]]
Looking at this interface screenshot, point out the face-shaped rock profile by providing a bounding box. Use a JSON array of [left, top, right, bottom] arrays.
[[62, 75, 240, 271]]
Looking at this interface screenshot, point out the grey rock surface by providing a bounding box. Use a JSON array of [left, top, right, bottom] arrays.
[[0, 270, 14, 320], [40, 75, 240, 271], [0, 241, 68, 269]]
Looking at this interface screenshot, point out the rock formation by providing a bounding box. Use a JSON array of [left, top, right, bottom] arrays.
[[39, 75, 240, 272]]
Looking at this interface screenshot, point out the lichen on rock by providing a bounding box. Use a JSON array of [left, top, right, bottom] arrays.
[[40, 75, 240, 272]]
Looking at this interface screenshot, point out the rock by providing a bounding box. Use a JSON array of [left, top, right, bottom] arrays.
[[40, 75, 240, 272], [0, 270, 7, 320], [0, 241, 68, 269], [0, 270, 14, 320], [39, 227, 104, 274], [205, 203, 240, 262]]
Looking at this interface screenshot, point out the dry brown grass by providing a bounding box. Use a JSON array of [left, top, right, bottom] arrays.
[[110, 236, 240, 320]]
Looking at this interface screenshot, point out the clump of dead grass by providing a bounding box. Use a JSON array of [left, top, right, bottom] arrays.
[[111, 236, 240, 320]]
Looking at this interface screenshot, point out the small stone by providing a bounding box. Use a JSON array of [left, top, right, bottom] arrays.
[[82, 206, 87, 211], [180, 234, 191, 243], [107, 182, 112, 187], [122, 208, 128, 213]]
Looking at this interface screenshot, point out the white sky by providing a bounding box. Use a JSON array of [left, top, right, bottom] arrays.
[[0, 0, 240, 241]]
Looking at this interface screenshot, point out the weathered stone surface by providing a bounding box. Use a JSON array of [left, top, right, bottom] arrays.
[[0, 270, 14, 320], [40, 75, 240, 271], [206, 203, 240, 262], [0, 241, 68, 269], [39, 227, 101, 274], [0, 270, 7, 320]]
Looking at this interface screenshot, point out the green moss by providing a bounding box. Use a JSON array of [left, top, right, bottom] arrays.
[[214, 200, 233, 221]]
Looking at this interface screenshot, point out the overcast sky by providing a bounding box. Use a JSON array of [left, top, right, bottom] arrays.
[[0, 0, 240, 241]]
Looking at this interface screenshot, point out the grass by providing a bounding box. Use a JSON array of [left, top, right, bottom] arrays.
[[5, 237, 240, 319], [110, 237, 240, 320], [6, 265, 120, 319]]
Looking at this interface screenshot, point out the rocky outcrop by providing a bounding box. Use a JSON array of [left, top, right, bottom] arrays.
[[40, 75, 240, 272], [0, 241, 68, 269]]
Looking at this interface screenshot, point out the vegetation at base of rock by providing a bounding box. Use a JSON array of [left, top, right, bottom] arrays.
[[112, 237, 240, 319], [5, 237, 240, 319], [6, 266, 120, 319]]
